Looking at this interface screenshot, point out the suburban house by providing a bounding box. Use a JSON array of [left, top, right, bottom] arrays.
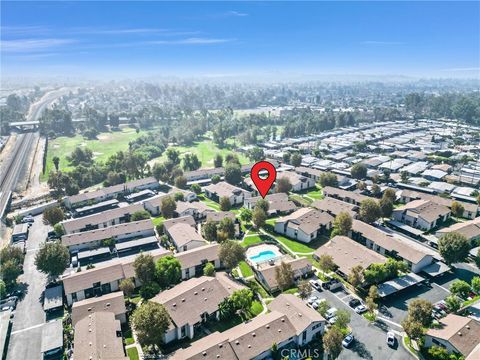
[[62, 247, 171, 305], [61, 219, 155, 253], [171, 294, 325, 360], [424, 314, 480, 360], [204, 181, 251, 205], [276, 171, 316, 192], [244, 193, 297, 216], [151, 276, 240, 343], [322, 186, 372, 206], [311, 196, 359, 219], [274, 208, 333, 243], [175, 244, 221, 280], [143, 193, 170, 216], [64, 176, 159, 209], [168, 187, 198, 202], [392, 200, 451, 231], [205, 211, 241, 237], [436, 217, 480, 245], [351, 220, 435, 273], [314, 235, 387, 277], [184, 167, 225, 182], [60, 203, 145, 234], [73, 312, 128, 360], [399, 189, 478, 219], [174, 201, 214, 220], [163, 215, 197, 231], [255, 257, 312, 293], [165, 222, 206, 252], [294, 166, 324, 181], [71, 291, 127, 326]]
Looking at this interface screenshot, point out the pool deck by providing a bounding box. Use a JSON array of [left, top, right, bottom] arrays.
[[246, 244, 285, 267]]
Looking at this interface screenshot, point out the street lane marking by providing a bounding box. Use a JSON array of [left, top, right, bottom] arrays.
[[11, 322, 44, 335], [377, 316, 402, 329], [432, 282, 450, 294]]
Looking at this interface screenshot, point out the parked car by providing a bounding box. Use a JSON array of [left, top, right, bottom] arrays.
[[309, 279, 322, 291], [387, 332, 396, 347], [312, 299, 326, 309], [355, 305, 367, 314], [22, 215, 34, 223], [47, 231, 59, 241], [328, 316, 337, 325], [325, 307, 338, 319], [349, 298, 361, 308], [342, 334, 354, 348]]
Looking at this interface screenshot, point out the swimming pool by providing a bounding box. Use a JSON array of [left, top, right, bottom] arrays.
[[249, 250, 277, 263]]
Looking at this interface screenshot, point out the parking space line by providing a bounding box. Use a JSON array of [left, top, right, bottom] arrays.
[[432, 282, 450, 294], [377, 316, 402, 329], [11, 322, 45, 335]]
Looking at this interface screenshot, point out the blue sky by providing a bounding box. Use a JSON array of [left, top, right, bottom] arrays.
[[1, 1, 479, 78]]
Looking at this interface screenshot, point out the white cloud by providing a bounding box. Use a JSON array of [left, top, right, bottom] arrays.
[[225, 11, 248, 17], [1, 38, 77, 52]]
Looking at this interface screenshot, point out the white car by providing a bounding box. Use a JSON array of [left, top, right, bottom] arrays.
[[307, 296, 318, 305], [312, 298, 326, 309], [387, 331, 396, 347], [325, 307, 338, 319], [354, 305, 367, 314], [328, 316, 337, 325], [342, 334, 354, 348], [309, 279, 322, 291]]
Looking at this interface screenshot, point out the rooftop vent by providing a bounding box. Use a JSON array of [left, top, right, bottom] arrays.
[[172, 303, 176, 307], [235, 340, 240, 345], [202, 351, 207, 356], [194, 291, 198, 295], [466, 325, 470, 330], [181, 298, 185, 302], [266, 325, 270, 329], [106, 303, 110, 307], [252, 332, 256, 337], [458, 332, 462, 336]]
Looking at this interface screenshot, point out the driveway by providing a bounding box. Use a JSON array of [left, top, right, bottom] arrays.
[[309, 280, 413, 360], [7, 215, 51, 360]]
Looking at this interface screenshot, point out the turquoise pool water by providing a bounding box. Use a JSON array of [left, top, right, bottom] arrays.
[[249, 250, 277, 263]]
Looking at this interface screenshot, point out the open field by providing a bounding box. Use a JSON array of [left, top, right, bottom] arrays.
[[149, 139, 249, 168], [41, 127, 145, 181]]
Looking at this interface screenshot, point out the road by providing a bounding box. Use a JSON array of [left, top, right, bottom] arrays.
[[309, 279, 413, 360], [26, 87, 72, 122], [6, 214, 51, 360]]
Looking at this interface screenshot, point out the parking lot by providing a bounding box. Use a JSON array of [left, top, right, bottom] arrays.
[[309, 277, 413, 360]]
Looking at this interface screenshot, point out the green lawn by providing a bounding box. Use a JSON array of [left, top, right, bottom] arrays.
[[264, 231, 328, 254], [127, 347, 139, 360], [240, 234, 264, 247], [42, 127, 145, 181], [198, 194, 221, 211], [247, 279, 270, 298], [304, 186, 324, 200], [123, 328, 135, 345], [238, 261, 254, 277], [289, 194, 313, 206], [150, 139, 249, 168], [283, 287, 299, 295], [249, 300, 264, 317], [151, 216, 165, 226]]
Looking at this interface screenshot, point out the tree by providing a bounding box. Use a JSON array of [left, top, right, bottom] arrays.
[[246, 147, 265, 162], [139, 282, 161, 300], [444, 295, 461, 313], [131, 210, 151, 221], [359, 199, 381, 224], [0, 280, 5, 299], [213, 154, 223, 168], [230, 289, 253, 316], [438, 232, 470, 265], [133, 253, 156, 285], [219, 196, 231, 211], [166, 148, 180, 165], [401, 317, 424, 340], [383, 188, 396, 203], [54, 223, 64, 236], [319, 172, 338, 187], [408, 299, 432, 327], [400, 171, 410, 183], [451, 201, 465, 218], [428, 346, 451, 360], [218, 217, 235, 239], [0, 261, 22, 287], [119, 278, 135, 298], [0, 246, 25, 265], [67, 146, 93, 166], [476, 248, 480, 270], [252, 208, 267, 229], [182, 153, 201, 171], [255, 198, 270, 213], [371, 184, 381, 197], [225, 163, 242, 185], [155, 256, 181, 288], [317, 254, 336, 273], [52, 156, 60, 171], [203, 262, 215, 276], [351, 163, 367, 180], [202, 220, 218, 242], [275, 261, 295, 291], [132, 301, 170, 347], [298, 280, 312, 299], [239, 208, 252, 223], [173, 192, 184, 202], [174, 175, 187, 189], [156, 223, 164, 236], [160, 196, 176, 219], [472, 276, 480, 293], [333, 212, 352, 236], [190, 183, 201, 195], [219, 240, 246, 270], [323, 327, 344, 359], [275, 177, 292, 193], [334, 309, 351, 330], [348, 265, 364, 288], [379, 197, 393, 219], [450, 280, 471, 298], [365, 285, 378, 316], [211, 175, 221, 184], [35, 242, 69, 278], [290, 153, 302, 167]]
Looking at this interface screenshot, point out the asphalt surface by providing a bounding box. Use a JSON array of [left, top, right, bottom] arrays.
[[6, 214, 51, 360], [309, 278, 413, 360]]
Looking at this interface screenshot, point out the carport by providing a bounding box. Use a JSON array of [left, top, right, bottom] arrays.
[[44, 285, 63, 313], [377, 272, 425, 298], [41, 320, 63, 358], [420, 261, 450, 278]]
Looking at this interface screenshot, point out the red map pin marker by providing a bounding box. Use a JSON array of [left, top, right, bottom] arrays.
[[250, 161, 277, 198]]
